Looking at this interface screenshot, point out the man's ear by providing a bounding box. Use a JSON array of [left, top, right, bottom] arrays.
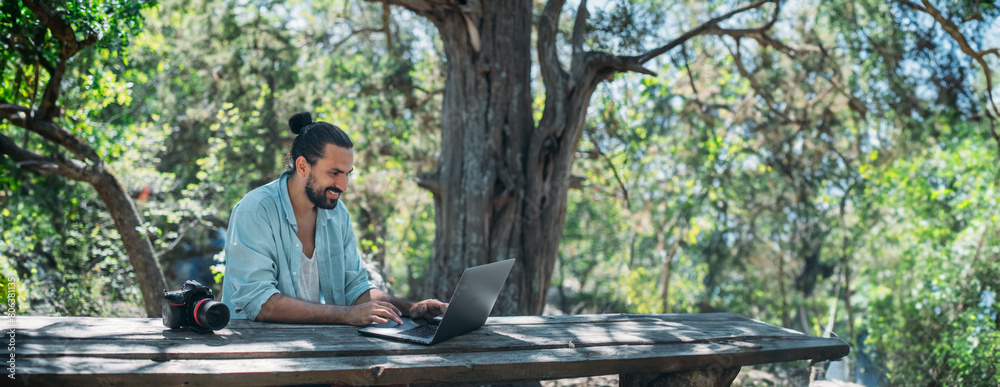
[[295, 156, 310, 178]]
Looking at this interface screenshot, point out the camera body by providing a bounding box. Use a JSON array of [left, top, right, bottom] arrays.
[[162, 280, 230, 333]]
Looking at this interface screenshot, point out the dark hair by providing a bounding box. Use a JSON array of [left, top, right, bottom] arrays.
[[285, 112, 354, 171]]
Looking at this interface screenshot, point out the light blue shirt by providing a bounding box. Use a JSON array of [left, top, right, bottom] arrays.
[[221, 170, 375, 321]]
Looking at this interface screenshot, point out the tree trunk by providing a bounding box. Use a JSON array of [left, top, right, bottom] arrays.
[[409, 1, 606, 316], [91, 171, 168, 317], [414, 1, 539, 315]]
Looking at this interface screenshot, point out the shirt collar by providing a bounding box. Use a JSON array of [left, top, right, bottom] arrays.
[[278, 170, 298, 229]]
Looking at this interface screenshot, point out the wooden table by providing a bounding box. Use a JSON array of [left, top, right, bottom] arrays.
[[11, 313, 848, 386]]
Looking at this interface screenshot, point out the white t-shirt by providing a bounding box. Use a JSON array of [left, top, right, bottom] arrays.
[[297, 251, 321, 303]]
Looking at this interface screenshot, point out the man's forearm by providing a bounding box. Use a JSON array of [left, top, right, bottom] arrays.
[[254, 290, 429, 325], [254, 293, 352, 324]]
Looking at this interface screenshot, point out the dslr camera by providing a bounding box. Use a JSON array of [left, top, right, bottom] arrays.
[[162, 280, 230, 333]]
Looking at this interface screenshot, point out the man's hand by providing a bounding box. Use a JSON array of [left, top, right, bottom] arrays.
[[409, 299, 448, 319], [357, 289, 447, 321], [347, 300, 403, 326]]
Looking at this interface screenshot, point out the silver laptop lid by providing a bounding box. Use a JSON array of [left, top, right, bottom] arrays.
[[431, 258, 515, 342], [359, 259, 515, 344]]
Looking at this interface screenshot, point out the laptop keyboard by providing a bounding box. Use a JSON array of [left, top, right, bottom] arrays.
[[401, 324, 438, 338]]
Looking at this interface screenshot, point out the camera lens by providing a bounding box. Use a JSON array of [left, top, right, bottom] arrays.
[[193, 299, 231, 330]]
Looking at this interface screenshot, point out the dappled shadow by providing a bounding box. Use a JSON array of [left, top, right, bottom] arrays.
[[474, 313, 847, 375], [15, 314, 847, 386]]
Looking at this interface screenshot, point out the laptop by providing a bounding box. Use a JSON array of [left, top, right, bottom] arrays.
[[359, 258, 515, 345]]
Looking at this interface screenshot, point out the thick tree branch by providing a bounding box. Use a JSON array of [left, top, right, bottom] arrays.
[[571, 0, 589, 67], [745, 31, 802, 53], [2, 100, 105, 166], [583, 51, 658, 78], [539, 0, 570, 96], [0, 103, 31, 117], [576, 0, 780, 85], [38, 60, 65, 120], [22, 0, 79, 54], [0, 132, 93, 182], [369, 0, 480, 52], [365, 0, 462, 20], [416, 171, 442, 196]]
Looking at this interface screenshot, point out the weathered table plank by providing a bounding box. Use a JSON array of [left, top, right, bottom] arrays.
[[10, 313, 849, 386]]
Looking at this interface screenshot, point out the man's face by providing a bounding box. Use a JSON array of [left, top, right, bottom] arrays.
[[302, 144, 353, 210]]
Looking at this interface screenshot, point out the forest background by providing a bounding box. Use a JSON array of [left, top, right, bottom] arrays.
[[1, 0, 999, 385]]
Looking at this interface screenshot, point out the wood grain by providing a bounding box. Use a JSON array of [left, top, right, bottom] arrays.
[[11, 313, 849, 386]]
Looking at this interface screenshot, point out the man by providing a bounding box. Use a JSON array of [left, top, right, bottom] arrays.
[[221, 112, 446, 325]]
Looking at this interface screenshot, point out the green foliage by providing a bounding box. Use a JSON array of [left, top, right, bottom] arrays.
[[3, 0, 998, 383], [557, 1, 1000, 383], [860, 129, 999, 385], [1, 0, 153, 102]]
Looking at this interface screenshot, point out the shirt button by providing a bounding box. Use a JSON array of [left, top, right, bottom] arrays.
[[293, 272, 297, 276], [295, 243, 300, 247]]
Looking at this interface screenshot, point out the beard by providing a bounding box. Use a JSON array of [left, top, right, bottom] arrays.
[[304, 172, 342, 210]]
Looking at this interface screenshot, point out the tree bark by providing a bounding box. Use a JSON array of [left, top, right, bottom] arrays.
[[412, 1, 541, 315]]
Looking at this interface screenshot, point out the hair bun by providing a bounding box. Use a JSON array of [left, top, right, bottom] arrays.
[[289, 112, 313, 135]]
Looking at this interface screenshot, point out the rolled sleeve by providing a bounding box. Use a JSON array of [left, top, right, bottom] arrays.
[[223, 203, 282, 321]]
